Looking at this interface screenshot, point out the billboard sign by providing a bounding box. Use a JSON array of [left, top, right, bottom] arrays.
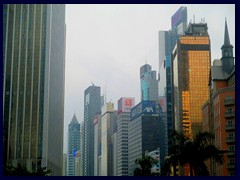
[[130, 101, 156, 120], [118, 97, 135, 113]]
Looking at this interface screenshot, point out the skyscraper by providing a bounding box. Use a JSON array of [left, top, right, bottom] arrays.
[[93, 114, 102, 176], [100, 102, 117, 176], [158, 6, 187, 152], [117, 97, 135, 176], [140, 63, 167, 169], [83, 85, 101, 176], [67, 114, 80, 176], [172, 22, 211, 137], [140, 64, 158, 101], [3, 4, 66, 175], [128, 101, 161, 176], [79, 121, 84, 176]]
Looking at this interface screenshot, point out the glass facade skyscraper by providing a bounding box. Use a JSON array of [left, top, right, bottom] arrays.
[[158, 6, 187, 151], [140, 64, 158, 102], [3, 4, 66, 175], [172, 23, 211, 137], [67, 114, 80, 176], [83, 85, 101, 176]]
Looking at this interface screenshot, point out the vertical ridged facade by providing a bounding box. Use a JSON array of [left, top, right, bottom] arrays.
[[3, 4, 66, 175]]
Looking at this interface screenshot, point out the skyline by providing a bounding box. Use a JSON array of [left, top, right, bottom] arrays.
[[64, 4, 235, 153]]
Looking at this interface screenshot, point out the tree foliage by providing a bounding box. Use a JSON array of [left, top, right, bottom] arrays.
[[3, 163, 51, 176], [162, 131, 225, 176], [134, 155, 159, 176]]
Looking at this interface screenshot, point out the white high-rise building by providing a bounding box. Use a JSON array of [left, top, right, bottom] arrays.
[[117, 97, 135, 176]]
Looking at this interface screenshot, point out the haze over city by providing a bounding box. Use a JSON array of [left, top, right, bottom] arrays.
[[64, 4, 235, 153], [3, 4, 235, 176]]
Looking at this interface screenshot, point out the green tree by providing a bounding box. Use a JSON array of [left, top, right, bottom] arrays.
[[134, 155, 159, 176], [164, 131, 225, 176], [4, 163, 50, 176]]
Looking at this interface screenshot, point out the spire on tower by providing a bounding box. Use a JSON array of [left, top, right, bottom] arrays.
[[224, 18, 231, 46]]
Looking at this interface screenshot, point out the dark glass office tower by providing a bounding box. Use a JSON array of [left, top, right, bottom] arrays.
[[128, 101, 161, 176], [3, 4, 66, 175], [83, 85, 101, 176]]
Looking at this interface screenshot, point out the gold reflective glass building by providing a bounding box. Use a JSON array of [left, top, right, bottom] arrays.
[[172, 23, 211, 137]]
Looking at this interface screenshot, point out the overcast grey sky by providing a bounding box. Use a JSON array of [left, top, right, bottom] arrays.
[[63, 4, 235, 153]]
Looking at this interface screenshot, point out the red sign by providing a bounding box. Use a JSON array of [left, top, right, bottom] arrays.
[[118, 97, 135, 113], [124, 98, 133, 106]]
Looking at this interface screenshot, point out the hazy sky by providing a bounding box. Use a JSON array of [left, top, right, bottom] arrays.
[[63, 4, 235, 152]]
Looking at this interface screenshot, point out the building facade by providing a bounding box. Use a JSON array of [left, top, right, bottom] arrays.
[[140, 64, 158, 102], [128, 101, 162, 176], [83, 85, 101, 176], [79, 121, 84, 176], [63, 153, 67, 176], [67, 114, 80, 176], [147, 148, 161, 174], [94, 114, 102, 176], [3, 4, 66, 175], [158, 6, 188, 151], [100, 102, 117, 176], [172, 22, 211, 137], [117, 97, 135, 176], [202, 20, 235, 176]]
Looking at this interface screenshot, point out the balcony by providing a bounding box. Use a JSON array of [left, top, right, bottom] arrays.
[[225, 111, 235, 118], [227, 163, 235, 170], [225, 124, 235, 131], [226, 151, 235, 157], [226, 136, 235, 144], [224, 98, 234, 106]]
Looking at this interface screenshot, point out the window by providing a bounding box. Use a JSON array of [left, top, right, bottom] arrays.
[[229, 145, 235, 151], [229, 158, 235, 165], [226, 108, 232, 112]]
